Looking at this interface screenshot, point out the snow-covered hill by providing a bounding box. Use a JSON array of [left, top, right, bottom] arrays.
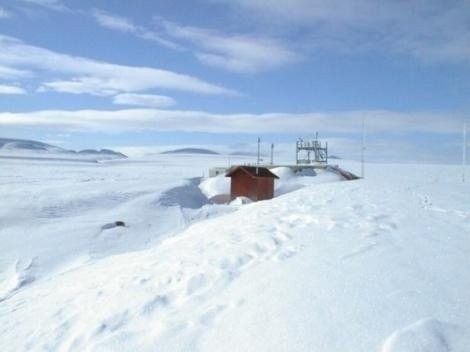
[[0, 155, 469, 351], [0, 137, 127, 161], [161, 148, 220, 155], [0, 137, 67, 153]]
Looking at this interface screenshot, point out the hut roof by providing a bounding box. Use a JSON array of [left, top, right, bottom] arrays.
[[226, 166, 279, 179]]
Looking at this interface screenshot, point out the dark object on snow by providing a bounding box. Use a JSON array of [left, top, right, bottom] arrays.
[[101, 221, 127, 230], [327, 165, 360, 180], [226, 165, 279, 202]]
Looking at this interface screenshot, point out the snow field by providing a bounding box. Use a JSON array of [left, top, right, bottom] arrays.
[[1, 156, 469, 351], [0, 155, 246, 301]]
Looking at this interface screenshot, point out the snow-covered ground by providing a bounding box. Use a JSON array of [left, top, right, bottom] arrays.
[[1, 155, 469, 351]]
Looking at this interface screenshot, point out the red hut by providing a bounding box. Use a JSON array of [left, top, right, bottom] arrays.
[[226, 166, 279, 201]]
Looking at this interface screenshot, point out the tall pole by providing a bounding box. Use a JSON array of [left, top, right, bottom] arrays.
[[296, 140, 298, 165], [361, 118, 366, 179], [257, 137, 261, 165], [270, 143, 274, 165], [463, 122, 467, 183]]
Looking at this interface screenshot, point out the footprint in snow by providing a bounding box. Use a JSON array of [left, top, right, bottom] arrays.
[[199, 304, 227, 325], [141, 295, 169, 315], [380, 318, 468, 352], [276, 246, 298, 261], [341, 242, 377, 260], [186, 273, 207, 296]]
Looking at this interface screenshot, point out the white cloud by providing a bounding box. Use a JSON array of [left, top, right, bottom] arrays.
[[0, 108, 465, 135], [210, 0, 470, 65], [0, 84, 26, 94], [0, 65, 31, 79], [113, 93, 176, 108], [38, 77, 121, 96], [160, 20, 300, 73], [0, 7, 12, 18], [91, 9, 180, 50], [0, 35, 235, 96], [90, 10, 298, 72], [210, 0, 402, 24], [91, 9, 137, 33], [21, 0, 69, 12]]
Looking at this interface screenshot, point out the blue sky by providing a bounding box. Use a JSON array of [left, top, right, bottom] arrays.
[[0, 0, 469, 162]]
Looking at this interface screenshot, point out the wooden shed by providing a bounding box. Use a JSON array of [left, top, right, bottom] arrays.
[[226, 166, 279, 201]]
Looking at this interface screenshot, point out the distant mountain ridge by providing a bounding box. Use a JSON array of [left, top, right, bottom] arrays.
[[77, 149, 127, 158], [161, 148, 219, 155], [0, 138, 66, 153], [0, 138, 127, 160]]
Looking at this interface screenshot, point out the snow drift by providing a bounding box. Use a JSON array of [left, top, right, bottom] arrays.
[[0, 155, 469, 351]]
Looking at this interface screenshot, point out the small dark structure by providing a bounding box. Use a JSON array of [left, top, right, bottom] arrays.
[[226, 166, 279, 201], [327, 165, 360, 180]]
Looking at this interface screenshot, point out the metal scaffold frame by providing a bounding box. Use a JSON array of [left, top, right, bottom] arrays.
[[295, 133, 328, 165]]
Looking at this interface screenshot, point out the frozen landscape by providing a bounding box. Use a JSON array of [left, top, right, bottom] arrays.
[[2, 1, 470, 350], [1, 148, 469, 352]]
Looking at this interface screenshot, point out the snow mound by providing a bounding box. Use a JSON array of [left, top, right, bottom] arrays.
[[199, 175, 230, 199], [271, 166, 296, 180], [230, 196, 253, 205], [0, 258, 38, 302], [159, 178, 212, 209], [271, 167, 343, 196], [381, 318, 469, 352]]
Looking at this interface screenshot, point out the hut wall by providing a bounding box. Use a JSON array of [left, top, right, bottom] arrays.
[[256, 178, 275, 200], [230, 170, 257, 200]]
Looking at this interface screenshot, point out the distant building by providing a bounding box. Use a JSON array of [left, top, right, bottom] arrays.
[[226, 166, 279, 201], [209, 167, 228, 177]]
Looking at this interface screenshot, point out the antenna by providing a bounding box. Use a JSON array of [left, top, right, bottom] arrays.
[[326, 141, 328, 164], [463, 122, 467, 183], [257, 137, 261, 165], [361, 118, 366, 179], [270, 143, 274, 165]]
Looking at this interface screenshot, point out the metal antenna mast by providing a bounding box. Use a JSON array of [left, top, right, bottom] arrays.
[[361, 118, 366, 179], [463, 122, 467, 183], [257, 137, 261, 165], [270, 143, 274, 165]]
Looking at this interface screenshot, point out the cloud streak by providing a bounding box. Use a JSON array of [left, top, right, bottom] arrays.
[[0, 65, 31, 79], [0, 108, 465, 134], [159, 20, 300, 73], [91, 10, 298, 73], [91, 9, 180, 50], [112, 93, 176, 108], [0, 35, 236, 96], [92, 8, 136, 33], [20, 0, 69, 12], [211, 0, 470, 65], [0, 84, 26, 94], [0, 6, 12, 18]]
